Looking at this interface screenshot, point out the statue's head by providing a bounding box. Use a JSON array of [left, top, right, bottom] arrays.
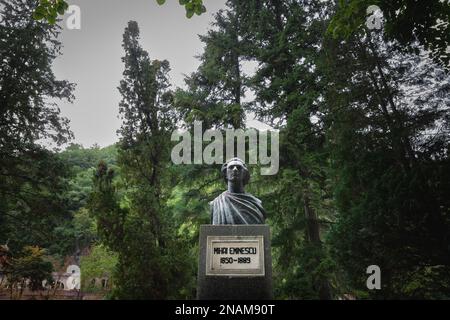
[[221, 158, 250, 186]]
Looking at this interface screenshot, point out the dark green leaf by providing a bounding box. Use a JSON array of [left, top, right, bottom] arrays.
[[32, 11, 45, 20], [186, 9, 194, 18]]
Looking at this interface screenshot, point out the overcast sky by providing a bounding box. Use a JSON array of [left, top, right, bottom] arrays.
[[53, 0, 228, 148]]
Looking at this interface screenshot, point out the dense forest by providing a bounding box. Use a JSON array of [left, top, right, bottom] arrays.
[[1, 0, 449, 299]]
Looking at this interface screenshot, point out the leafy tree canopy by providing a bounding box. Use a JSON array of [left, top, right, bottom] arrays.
[[328, 0, 450, 70], [33, 0, 206, 23]]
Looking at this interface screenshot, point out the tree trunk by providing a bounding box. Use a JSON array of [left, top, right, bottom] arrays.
[[301, 172, 333, 300]]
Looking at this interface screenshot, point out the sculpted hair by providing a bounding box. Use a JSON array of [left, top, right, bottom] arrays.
[[221, 158, 250, 185]]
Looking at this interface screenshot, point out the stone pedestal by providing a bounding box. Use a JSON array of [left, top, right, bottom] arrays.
[[197, 225, 273, 300]]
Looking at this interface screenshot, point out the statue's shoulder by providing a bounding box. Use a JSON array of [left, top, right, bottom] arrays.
[[243, 192, 262, 203], [209, 191, 228, 206]]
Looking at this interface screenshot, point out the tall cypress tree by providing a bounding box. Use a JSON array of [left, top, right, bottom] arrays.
[[89, 21, 192, 299]]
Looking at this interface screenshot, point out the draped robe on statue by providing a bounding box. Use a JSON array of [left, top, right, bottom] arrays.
[[210, 191, 266, 225]]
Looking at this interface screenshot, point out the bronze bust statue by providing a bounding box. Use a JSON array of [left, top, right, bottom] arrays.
[[210, 158, 266, 225]]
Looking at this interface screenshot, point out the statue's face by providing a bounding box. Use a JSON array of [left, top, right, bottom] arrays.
[[226, 160, 245, 184]]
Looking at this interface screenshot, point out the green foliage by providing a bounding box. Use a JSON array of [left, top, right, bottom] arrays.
[[0, 0, 74, 147], [5, 246, 54, 293], [1, 0, 116, 263], [34, 0, 69, 24], [322, 28, 450, 298], [32, 0, 207, 24], [60, 144, 119, 212], [59, 144, 118, 174], [87, 21, 194, 299], [169, 0, 206, 18], [0, 0, 74, 255], [89, 162, 195, 299], [80, 244, 117, 293], [328, 0, 450, 70], [38, 145, 119, 259], [274, 242, 336, 299], [50, 208, 97, 259], [175, 3, 246, 129], [10, 0, 450, 301]]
